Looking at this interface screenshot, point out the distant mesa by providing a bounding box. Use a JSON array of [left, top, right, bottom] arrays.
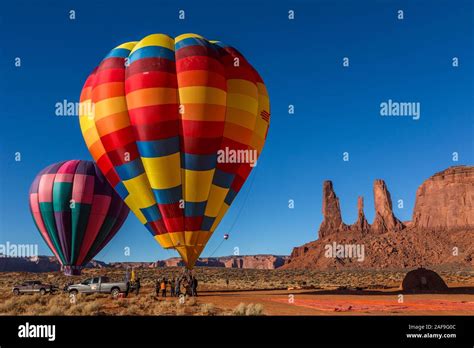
[[0, 256, 107, 273], [0, 255, 288, 273], [284, 165, 474, 270], [112, 255, 288, 270]]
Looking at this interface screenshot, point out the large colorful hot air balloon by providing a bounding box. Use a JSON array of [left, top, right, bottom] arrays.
[[79, 33, 270, 269], [29, 160, 129, 275]]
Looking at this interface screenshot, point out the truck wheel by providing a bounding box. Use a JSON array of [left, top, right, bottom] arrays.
[[111, 288, 120, 298], [13, 289, 20, 296], [39, 288, 46, 295]]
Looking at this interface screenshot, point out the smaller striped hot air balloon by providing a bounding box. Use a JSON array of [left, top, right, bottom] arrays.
[[29, 160, 129, 275]]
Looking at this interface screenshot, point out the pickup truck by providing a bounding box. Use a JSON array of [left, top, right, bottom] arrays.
[[67, 276, 129, 297], [12, 281, 58, 295]]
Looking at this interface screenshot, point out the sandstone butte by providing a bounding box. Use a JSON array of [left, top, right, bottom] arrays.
[[282, 165, 474, 270]]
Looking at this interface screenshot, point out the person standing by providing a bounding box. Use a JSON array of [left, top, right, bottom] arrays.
[[175, 276, 181, 297], [170, 277, 176, 297], [191, 276, 198, 297], [135, 278, 141, 296], [160, 278, 167, 297], [155, 279, 160, 297]]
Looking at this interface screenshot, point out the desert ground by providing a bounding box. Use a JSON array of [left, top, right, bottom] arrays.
[[0, 267, 473, 316]]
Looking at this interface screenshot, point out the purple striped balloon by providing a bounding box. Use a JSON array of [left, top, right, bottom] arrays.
[[29, 160, 129, 275]]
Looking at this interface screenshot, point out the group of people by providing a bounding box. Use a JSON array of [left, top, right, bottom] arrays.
[[155, 273, 198, 297]]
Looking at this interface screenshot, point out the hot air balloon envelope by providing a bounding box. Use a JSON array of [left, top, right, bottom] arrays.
[[79, 33, 270, 269], [29, 160, 129, 275]]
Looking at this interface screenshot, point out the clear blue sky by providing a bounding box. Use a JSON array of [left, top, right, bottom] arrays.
[[0, 0, 472, 262]]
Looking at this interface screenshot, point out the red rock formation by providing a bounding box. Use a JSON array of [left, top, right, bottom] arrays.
[[284, 166, 474, 270], [318, 181, 347, 238], [371, 180, 404, 234], [413, 166, 474, 229], [350, 196, 370, 233], [317, 180, 402, 237]]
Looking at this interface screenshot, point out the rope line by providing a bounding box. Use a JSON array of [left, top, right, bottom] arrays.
[[208, 166, 260, 257]]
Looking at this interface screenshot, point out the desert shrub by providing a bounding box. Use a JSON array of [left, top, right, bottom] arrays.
[[146, 292, 157, 300], [24, 303, 47, 315], [0, 298, 19, 314], [232, 303, 247, 316], [245, 303, 264, 316], [198, 303, 216, 316], [64, 302, 85, 315], [120, 304, 141, 315], [186, 297, 197, 306], [49, 295, 70, 307], [44, 306, 64, 316], [232, 303, 264, 316], [82, 301, 103, 315], [153, 300, 175, 315], [116, 299, 128, 308], [160, 300, 175, 311], [0, 294, 60, 315]]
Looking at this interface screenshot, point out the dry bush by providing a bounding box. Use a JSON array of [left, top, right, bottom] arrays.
[[232, 303, 247, 316], [44, 306, 64, 316], [43, 295, 70, 315], [153, 300, 175, 315], [245, 303, 264, 316], [120, 304, 141, 316], [23, 304, 46, 315], [116, 299, 129, 308], [186, 297, 198, 306], [64, 302, 86, 315], [0, 294, 55, 315], [232, 303, 264, 316], [82, 301, 103, 315], [146, 292, 157, 300], [198, 303, 216, 316], [0, 298, 20, 314]]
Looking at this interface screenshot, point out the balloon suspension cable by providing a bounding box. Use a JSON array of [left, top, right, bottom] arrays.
[[207, 167, 259, 258], [208, 238, 226, 258]]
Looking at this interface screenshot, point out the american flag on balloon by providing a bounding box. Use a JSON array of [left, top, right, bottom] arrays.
[[260, 110, 270, 123]]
